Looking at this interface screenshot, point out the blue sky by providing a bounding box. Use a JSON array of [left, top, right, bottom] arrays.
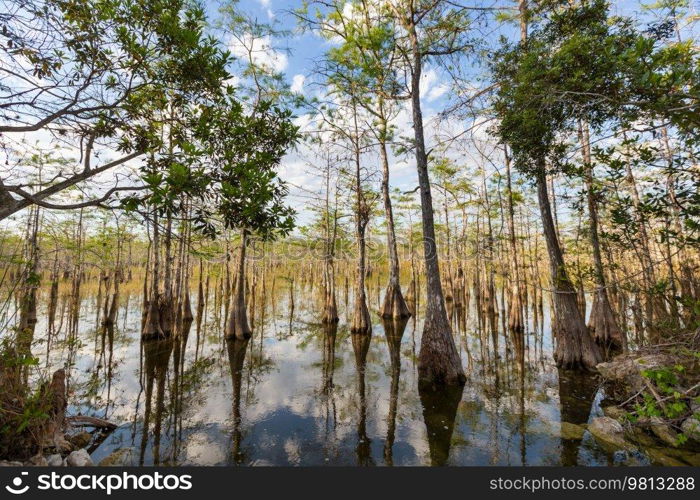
[[2, 0, 695, 234], [205, 0, 482, 227], [200, 0, 699, 230]]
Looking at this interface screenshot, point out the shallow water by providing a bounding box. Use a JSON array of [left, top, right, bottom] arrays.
[[20, 276, 635, 466]]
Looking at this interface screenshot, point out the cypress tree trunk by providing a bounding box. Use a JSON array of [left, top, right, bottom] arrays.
[[579, 123, 623, 351], [225, 229, 252, 340], [406, 18, 464, 386], [378, 114, 410, 320], [504, 147, 525, 352], [536, 166, 601, 370], [622, 138, 668, 336], [322, 163, 339, 324], [350, 99, 371, 334]]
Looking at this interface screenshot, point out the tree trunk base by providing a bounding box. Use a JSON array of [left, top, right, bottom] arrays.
[[418, 310, 466, 386], [350, 295, 371, 335], [182, 293, 194, 322], [321, 296, 339, 324], [142, 299, 164, 340], [380, 281, 411, 319], [225, 303, 252, 340], [588, 289, 624, 352], [158, 299, 175, 338]]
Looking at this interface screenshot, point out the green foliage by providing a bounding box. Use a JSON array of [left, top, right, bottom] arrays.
[[194, 96, 300, 240], [632, 366, 690, 421], [0, 338, 49, 460], [491, 0, 699, 176]]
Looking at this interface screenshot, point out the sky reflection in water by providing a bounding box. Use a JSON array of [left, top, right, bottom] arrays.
[[34, 280, 615, 466]]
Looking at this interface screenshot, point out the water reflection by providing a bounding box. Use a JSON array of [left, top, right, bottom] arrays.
[[227, 337, 249, 464], [26, 275, 622, 466], [383, 317, 408, 466], [558, 369, 599, 466], [351, 330, 372, 466], [139, 338, 173, 465], [419, 383, 464, 466]]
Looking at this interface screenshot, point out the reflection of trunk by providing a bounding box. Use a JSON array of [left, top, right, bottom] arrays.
[[579, 123, 623, 352], [557, 368, 599, 466], [517, 360, 527, 465], [383, 317, 408, 465], [322, 322, 338, 393], [226, 229, 252, 340], [406, 19, 464, 386], [227, 338, 249, 465], [418, 383, 463, 466], [139, 339, 173, 466], [536, 167, 601, 369], [379, 114, 410, 320], [351, 330, 373, 466]]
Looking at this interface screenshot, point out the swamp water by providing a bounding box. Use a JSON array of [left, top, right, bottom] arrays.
[[13, 276, 661, 466]]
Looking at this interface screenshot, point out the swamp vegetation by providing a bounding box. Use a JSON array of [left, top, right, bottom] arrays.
[[1, 0, 699, 466]]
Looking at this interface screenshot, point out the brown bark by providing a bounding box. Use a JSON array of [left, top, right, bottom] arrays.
[[405, 15, 465, 386], [226, 229, 252, 340], [504, 147, 525, 347], [322, 162, 339, 324], [536, 167, 601, 370], [379, 118, 410, 319], [350, 100, 371, 335], [579, 123, 624, 351]]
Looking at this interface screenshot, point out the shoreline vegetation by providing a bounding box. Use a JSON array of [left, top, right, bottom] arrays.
[[1, 0, 699, 466]]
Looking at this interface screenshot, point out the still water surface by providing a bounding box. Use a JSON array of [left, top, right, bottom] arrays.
[[30, 278, 628, 466]]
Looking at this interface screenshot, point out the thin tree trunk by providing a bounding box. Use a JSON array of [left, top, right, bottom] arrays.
[[350, 99, 371, 334], [379, 112, 410, 319], [504, 147, 525, 351], [579, 123, 624, 351]]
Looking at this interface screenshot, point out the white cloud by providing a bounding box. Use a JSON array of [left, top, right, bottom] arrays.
[[291, 74, 306, 94], [229, 33, 288, 73], [420, 68, 448, 102], [427, 83, 449, 102]]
